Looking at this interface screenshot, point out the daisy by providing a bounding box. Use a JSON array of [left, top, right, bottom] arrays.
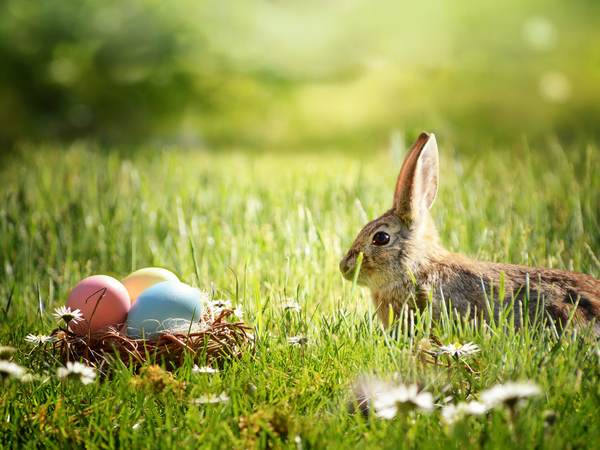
[[288, 335, 309, 347], [57, 361, 96, 385], [0, 346, 16, 361], [352, 377, 392, 416], [372, 383, 434, 418], [480, 381, 541, 410], [192, 364, 219, 374], [192, 392, 230, 404], [282, 301, 301, 313], [230, 306, 245, 317], [210, 299, 232, 310], [53, 306, 84, 326], [0, 360, 26, 383], [441, 401, 487, 426], [436, 342, 480, 359], [24, 334, 54, 346]]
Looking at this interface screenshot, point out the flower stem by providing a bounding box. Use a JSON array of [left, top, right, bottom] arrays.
[[64, 319, 71, 363], [454, 354, 463, 400]]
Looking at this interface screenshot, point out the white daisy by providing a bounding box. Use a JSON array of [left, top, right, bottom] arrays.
[[210, 299, 232, 310], [436, 342, 480, 359], [288, 335, 309, 347], [0, 360, 26, 383], [53, 306, 84, 326], [24, 334, 54, 346], [352, 377, 393, 416], [192, 392, 230, 404], [230, 306, 245, 317], [0, 346, 17, 361], [372, 383, 434, 418], [56, 361, 96, 385], [480, 381, 541, 410], [441, 401, 487, 426], [192, 364, 219, 374], [282, 301, 301, 313]]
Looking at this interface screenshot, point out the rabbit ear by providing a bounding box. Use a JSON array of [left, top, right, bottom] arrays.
[[393, 132, 439, 222]]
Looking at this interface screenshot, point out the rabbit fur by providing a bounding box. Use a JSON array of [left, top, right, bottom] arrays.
[[339, 132, 600, 337]]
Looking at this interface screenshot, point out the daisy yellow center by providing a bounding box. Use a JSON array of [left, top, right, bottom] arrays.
[[453, 343, 462, 350]]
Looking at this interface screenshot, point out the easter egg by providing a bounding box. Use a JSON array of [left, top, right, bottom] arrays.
[[121, 267, 180, 304], [66, 275, 130, 333], [126, 281, 203, 338]]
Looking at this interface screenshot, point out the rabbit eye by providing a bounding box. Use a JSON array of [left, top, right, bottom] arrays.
[[372, 231, 390, 246]]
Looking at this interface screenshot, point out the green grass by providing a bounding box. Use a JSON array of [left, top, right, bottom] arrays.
[[1, 139, 600, 449]]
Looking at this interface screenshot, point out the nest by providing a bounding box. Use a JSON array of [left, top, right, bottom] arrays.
[[45, 308, 253, 371]]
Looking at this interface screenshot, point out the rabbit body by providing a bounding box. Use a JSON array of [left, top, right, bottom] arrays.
[[339, 132, 600, 337]]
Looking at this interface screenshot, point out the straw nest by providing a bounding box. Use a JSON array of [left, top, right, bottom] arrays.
[[44, 308, 253, 371]]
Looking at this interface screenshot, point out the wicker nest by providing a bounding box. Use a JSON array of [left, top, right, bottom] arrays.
[[45, 308, 253, 371]]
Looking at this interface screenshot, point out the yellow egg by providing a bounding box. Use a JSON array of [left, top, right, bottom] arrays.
[[121, 267, 180, 304]]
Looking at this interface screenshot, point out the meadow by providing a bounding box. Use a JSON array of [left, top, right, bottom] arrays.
[[1, 137, 600, 449]]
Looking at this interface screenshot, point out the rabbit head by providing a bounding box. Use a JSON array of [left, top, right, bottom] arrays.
[[339, 132, 443, 294]]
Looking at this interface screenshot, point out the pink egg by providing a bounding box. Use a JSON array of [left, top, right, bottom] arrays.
[[66, 275, 130, 333]]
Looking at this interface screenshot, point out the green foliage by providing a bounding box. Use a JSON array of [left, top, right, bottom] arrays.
[[0, 0, 222, 144], [1, 0, 600, 149], [1, 139, 599, 448]]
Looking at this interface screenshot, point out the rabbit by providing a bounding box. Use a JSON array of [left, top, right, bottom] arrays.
[[339, 132, 600, 337]]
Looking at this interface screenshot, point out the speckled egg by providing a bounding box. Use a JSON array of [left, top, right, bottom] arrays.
[[126, 281, 203, 338], [66, 275, 130, 333], [121, 267, 180, 304]]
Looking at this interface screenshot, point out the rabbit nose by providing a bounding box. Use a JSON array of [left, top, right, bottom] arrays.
[[339, 256, 354, 277], [339, 258, 349, 274]]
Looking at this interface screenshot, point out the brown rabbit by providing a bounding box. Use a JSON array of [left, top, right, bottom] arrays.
[[339, 132, 600, 337]]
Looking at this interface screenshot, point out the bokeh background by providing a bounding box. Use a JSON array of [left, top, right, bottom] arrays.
[[1, 0, 599, 152]]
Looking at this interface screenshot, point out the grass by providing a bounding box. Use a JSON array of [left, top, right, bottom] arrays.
[[1, 137, 599, 449]]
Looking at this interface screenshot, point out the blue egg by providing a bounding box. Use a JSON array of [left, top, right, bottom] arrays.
[[126, 281, 203, 338]]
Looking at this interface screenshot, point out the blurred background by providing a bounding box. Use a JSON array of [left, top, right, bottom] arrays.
[[1, 0, 599, 153]]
